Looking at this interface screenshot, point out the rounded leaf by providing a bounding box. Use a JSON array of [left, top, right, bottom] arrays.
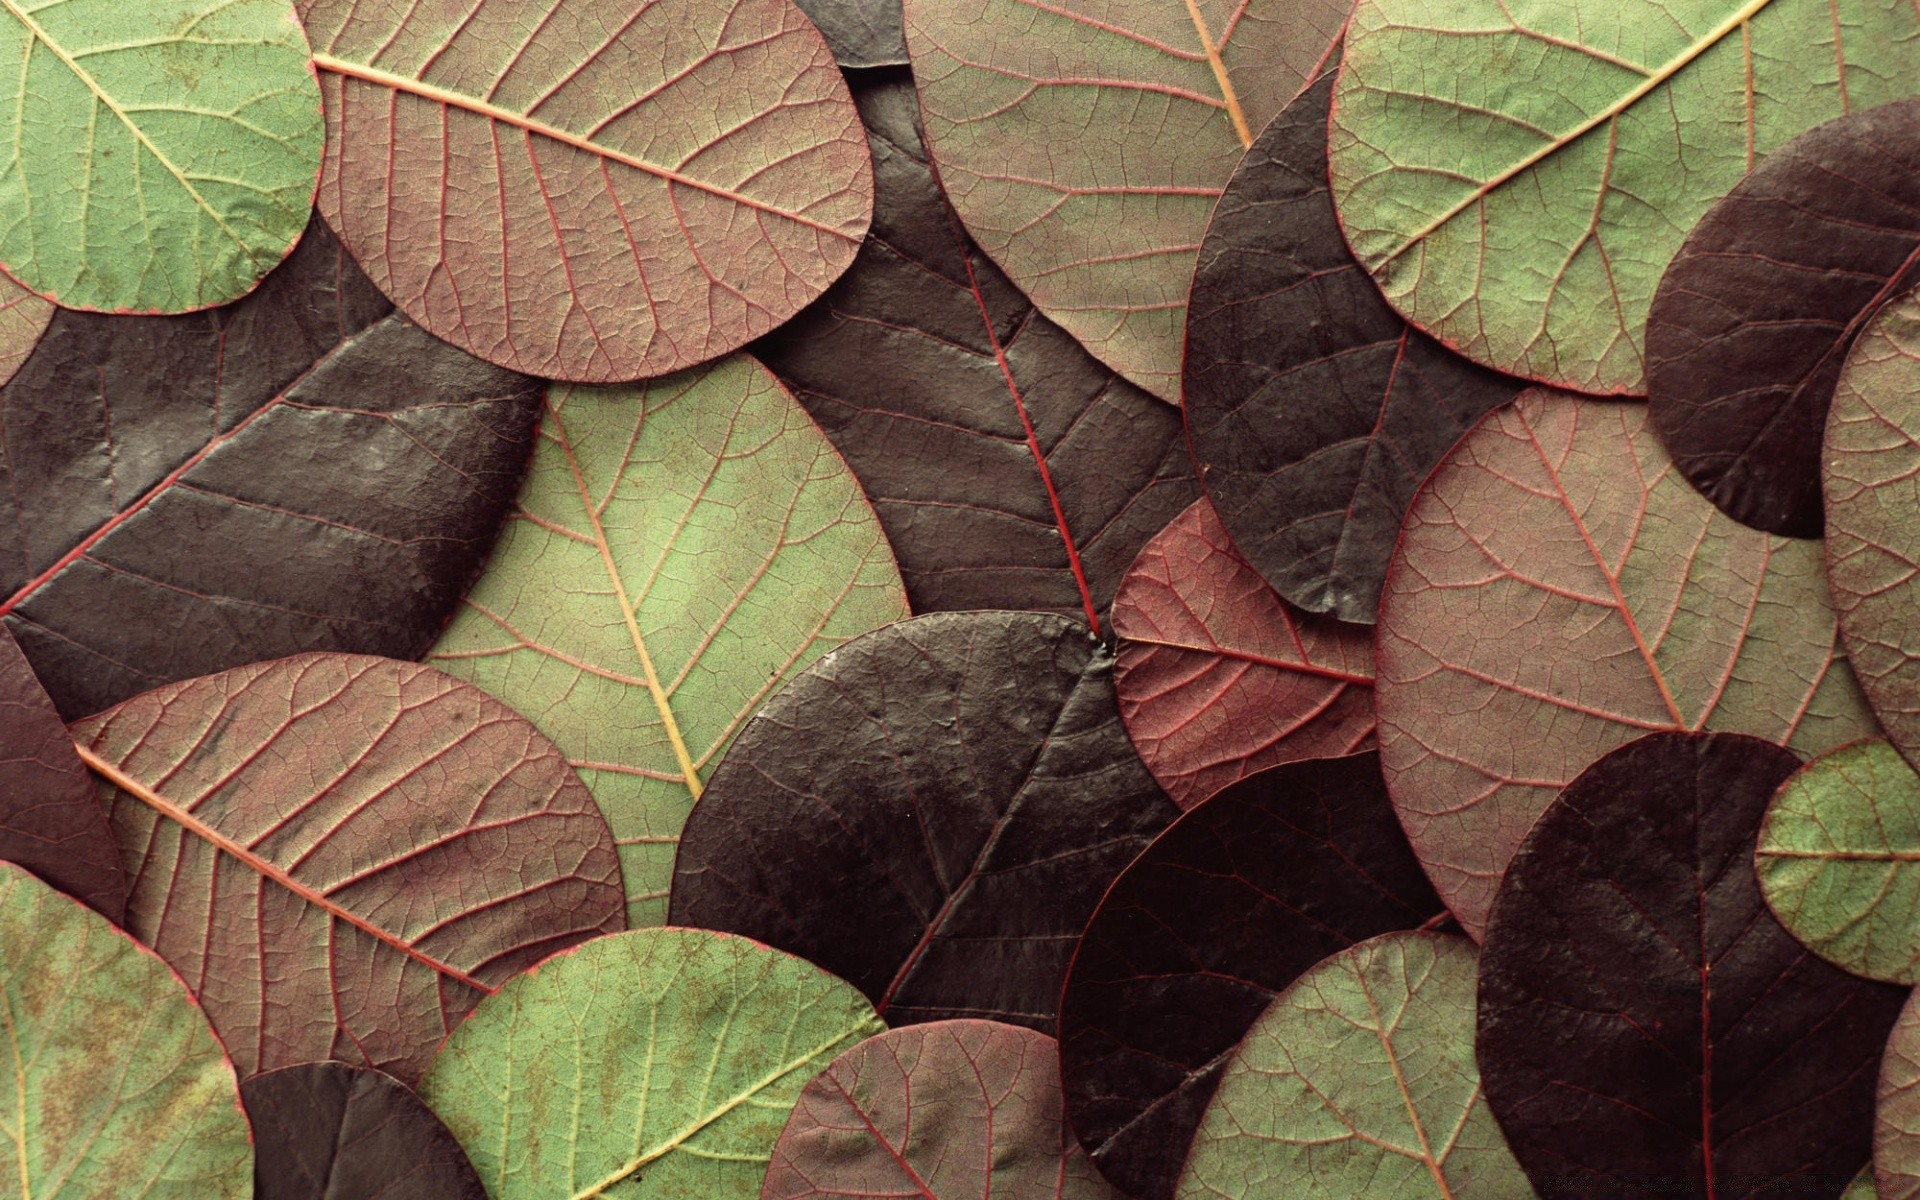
[[242, 1062, 484, 1200], [1880, 992, 1920, 1199], [300, 0, 872, 382], [422, 927, 885, 1200]]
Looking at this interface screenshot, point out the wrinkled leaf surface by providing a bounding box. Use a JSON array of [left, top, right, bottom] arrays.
[[243, 1062, 484, 1200], [793, 0, 906, 67]]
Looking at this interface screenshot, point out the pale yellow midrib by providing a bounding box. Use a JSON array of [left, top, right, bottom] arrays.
[[1179, 0, 1251, 147]]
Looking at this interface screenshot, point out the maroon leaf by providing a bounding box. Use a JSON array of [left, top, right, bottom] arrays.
[[1477, 731, 1904, 1200], [753, 76, 1198, 632], [0, 623, 124, 923], [72, 653, 626, 1085], [1111, 498, 1373, 810], [0, 216, 542, 721], [670, 611, 1179, 1029], [1183, 71, 1523, 624], [1057, 752, 1445, 1200], [763, 1020, 1116, 1200], [242, 1062, 484, 1200], [1646, 99, 1920, 539]]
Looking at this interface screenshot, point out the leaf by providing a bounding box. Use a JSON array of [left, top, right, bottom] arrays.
[[1826, 285, 1920, 766], [1111, 498, 1374, 810], [0, 621, 124, 921], [428, 354, 908, 926], [763, 1020, 1118, 1200], [0, 274, 48, 389], [421, 927, 885, 1200], [0, 859, 252, 1199], [296, 0, 871, 383], [671, 611, 1181, 1028], [1844, 1167, 1877, 1200], [0, 214, 542, 720], [242, 1062, 484, 1200], [792, 0, 907, 68], [1477, 731, 1905, 1200], [1757, 739, 1920, 983], [754, 76, 1198, 631], [0, 0, 322, 313], [1184, 72, 1523, 624], [1879, 992, 1920, 1200], [71, 652, 627, 1084], [1646, 100, 1920, 538], [901, 0, 1349, 400], [1328, 0, 1920, 395], [1176, 931, 1529, 1200], [1058, 752, 1447, 1200], [1377, 388, 1877, 937]]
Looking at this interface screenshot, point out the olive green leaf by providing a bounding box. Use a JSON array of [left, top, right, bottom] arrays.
[[1842, 1165, 1875, 1199], [0, 860, 251, 1199], [428, 354, 910, 925], [0, 0, 323, 312], [1329, 0, 1920, 394], [1177, 931, 1532, 1199], [1757, 739, 1920, 982], [420, 927, 884, 1200]]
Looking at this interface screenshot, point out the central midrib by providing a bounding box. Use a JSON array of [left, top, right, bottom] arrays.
[[1178, 0, 1252, 147]]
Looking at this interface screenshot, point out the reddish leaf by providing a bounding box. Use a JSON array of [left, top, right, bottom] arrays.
[[71, 653, 626, 1084], [763, 1021, 1116, 1200], [754, 76, 1198, 631], [1647, 100, 1920, 539], [1879, 991, 1920, 1199], [1057, 752, 1445, 1200], [242, 1062, 484, 1200], [299, 0, 872, 383], [0, 623, 124, 923], [0, 216, 541, 720], [670, 611, 1179, 1029], [1477, 731, 1904, 1200], [1184, 72, 1522, 624], [0, 273, 48, 390], [1111, 498, 1373, 810], [1377, 388, 1877, 937]]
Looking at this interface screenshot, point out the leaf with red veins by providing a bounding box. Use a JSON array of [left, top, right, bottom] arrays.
[[71, 653, 626, 1085], [0, 272, 48, 390], [298, 0, 872, 384], [755, 77, 1198, 630], [763, 1021, 1118, 1200], [1877, 993, 1920, 1200], [1377, 389, 1878, 938], [1112, 498, 1374, 810]]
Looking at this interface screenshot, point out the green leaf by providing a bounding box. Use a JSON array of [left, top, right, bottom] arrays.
[[1328, 0, 1920, 394], [428, 354, 910, 925], [1842, 1166, 1875, 1199], [420, 927, 884, 1200], [0, 860, 251, 1199], [0, 0, 323, 313], [1177, 931, 1533, 1200], [1757, 738, 1920, 982]]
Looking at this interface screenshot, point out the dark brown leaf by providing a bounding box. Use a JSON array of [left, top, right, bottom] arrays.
[[243, 1062, 484, 1200]]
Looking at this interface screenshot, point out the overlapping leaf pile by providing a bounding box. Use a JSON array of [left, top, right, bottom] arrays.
[[12, 1, 1920, 1198]]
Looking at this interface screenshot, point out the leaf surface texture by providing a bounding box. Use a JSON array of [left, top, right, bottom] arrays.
[[242, 1062, 484, 1200]]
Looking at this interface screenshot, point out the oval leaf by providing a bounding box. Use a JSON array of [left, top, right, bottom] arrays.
[[0, 860, 252, 1198], [1059, 753, 1446, 1200], [764, 1021, 1116, 1200], [1478, 731, 1904, 1199], [242, 1063, 484, 1200], [755, 76, 1197, 630], [1329, 0, 1920, 394], [0, 0, 322, 312], [0, 215, 542, 720], [0, 274, 47, 389], [72, 652, 627, 1084], [1111, 498, 1374, 809], [1880, 992, 1920, 1200], [1758, 739, 1920, 983], [671, 611, 1180, 1029], [1177, 931, 1528, 1200], [1184, 72, 1523, 623], [1378, 388, 1877, 937], [793, 0, 906, 68], [429, 354, 909, 926], [298, 0, 871, 383], [422, 927, 884, 1200], [1647, 99, 1920, 538], [902, 0, 1348, 400]]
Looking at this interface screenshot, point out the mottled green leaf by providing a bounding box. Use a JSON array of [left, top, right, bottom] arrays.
[[421, 927, 884, 1200], [0, 860, 251, 1198], [1329, 0, 1920, 394], [428, 354, 909, 925], [1757, 739, 1920, 983], [1177, 932, 1532, 1200], [0, 0, 323, 312]]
